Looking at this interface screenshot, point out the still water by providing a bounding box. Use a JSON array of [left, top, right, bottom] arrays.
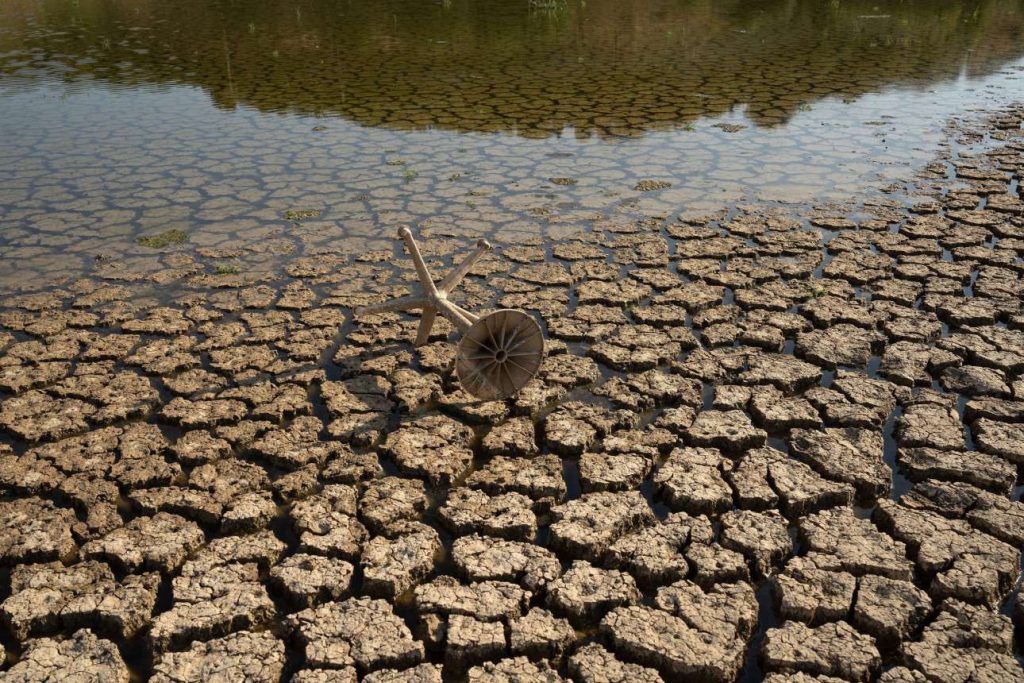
[[1, 0, 1023, 290]]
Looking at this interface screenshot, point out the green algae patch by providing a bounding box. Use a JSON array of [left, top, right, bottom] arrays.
[[634, 180, 672, 192], [213, 261, 240, 275], [137, 229, 188, 248], [284, 209, 321, 221]]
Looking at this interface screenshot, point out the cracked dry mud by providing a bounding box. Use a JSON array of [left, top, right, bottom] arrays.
[[1, 107, 1024, 683]]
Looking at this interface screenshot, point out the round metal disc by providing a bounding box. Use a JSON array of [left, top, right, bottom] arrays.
[[456, 309, 545, 400]]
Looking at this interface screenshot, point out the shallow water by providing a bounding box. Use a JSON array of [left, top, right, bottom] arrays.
[[1, 0, 1023, 290]]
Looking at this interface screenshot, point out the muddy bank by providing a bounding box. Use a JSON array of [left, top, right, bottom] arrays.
[[0, 105, 1022, 681]]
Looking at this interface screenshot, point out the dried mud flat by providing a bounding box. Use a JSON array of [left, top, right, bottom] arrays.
[[1, 107, 1024, 683]]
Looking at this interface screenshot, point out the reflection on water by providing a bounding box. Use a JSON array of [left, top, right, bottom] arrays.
[[1, 0, 1023, 289], [4, 0, 1024, 134]]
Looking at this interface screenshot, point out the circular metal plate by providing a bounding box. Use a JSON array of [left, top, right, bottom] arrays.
[[456, 309, 545, 400]]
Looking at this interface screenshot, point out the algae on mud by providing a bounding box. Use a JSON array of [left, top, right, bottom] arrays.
[[137, 230, 189, 249]]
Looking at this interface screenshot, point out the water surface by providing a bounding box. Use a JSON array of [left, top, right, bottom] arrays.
[[1, 0, 1023, 289]]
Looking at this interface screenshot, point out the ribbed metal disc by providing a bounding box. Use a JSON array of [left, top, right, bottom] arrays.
[[456, 309, 544, 400]]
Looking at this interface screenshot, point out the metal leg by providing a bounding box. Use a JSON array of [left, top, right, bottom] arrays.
[[439, 238, 492, 294], [447, 301, 480, 325], [435, 298, 474, 334], [414, 307, 437, 346], [398, 226, 438, 297], [354, 294, 427, 316]]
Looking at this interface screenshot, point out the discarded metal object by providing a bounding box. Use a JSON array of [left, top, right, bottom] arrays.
[[355, 226, 545, 400]]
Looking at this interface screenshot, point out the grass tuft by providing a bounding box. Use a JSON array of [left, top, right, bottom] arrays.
[[137, 229, 188, 248], [284, 209, 321, 221]]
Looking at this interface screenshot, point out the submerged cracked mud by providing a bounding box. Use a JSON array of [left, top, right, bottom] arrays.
[[4, 1, 1024, 288]]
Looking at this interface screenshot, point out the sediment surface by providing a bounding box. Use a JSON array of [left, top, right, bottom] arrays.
[[0, 107, 1023, 681]]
